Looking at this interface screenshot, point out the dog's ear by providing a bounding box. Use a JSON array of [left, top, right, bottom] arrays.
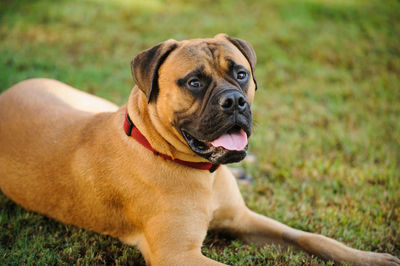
[[216, 34, 257, 90], [131, 40, 178, 103]]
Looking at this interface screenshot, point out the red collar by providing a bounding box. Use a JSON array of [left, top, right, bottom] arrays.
[[123, 110, 220, 173]]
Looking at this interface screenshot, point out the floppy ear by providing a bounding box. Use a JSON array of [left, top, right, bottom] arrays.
[[216, 34, 257, 90], [131, 40, 178, 102]]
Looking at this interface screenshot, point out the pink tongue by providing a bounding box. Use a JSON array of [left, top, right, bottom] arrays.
[[211, 129, 248, 151]]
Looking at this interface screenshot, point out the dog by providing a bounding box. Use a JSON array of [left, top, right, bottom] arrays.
[[0, 34, 398, 265]]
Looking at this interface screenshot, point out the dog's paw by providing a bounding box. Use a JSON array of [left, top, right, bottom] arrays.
[[364, 252, 400, 266]]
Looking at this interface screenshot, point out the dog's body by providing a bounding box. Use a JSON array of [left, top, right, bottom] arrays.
[[0, 35, 398, 265]]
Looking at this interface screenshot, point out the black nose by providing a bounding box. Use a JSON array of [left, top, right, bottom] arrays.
[[219, 90, 247, 114]]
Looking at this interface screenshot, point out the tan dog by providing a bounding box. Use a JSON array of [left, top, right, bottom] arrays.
[[0, 34, 398, 266]]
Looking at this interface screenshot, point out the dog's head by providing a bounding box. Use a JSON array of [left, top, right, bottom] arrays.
[[131, 34, 257, 165]]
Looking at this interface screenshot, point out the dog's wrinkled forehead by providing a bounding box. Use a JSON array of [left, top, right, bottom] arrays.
[[131, 34, 257, 103], [166, 39, 250, 78]]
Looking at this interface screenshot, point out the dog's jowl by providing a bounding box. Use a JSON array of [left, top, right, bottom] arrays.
[[0, 34, 398, 265]]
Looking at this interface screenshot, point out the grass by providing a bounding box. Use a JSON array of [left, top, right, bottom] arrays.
[[1, 0, 399, 264]]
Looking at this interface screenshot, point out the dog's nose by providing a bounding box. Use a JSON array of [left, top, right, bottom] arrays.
[[218, 91, 247, 114]]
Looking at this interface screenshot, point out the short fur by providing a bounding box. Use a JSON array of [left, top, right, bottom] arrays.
[[0, 34, 398, 265]]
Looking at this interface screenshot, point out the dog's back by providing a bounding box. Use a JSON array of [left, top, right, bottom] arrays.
[[0, 78, 119, 227]]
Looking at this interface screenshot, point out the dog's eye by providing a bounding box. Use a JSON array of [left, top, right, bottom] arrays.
[[188, 79, 201, 88], [236, 71, 247, 80]]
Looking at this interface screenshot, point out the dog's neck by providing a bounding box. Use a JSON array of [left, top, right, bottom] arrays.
[[126, 88, 210, 164], [123, 109, 219, 172]]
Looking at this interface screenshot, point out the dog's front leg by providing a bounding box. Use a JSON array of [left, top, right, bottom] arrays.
[[138, 213, 227, 266], [232, 209, 399, 265], [210, 166, 399, 265]]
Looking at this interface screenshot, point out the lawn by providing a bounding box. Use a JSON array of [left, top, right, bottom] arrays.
[[1, 0, 399, 265]]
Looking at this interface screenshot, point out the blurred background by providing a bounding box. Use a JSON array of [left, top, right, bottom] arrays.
[[1, 0, 399, 264]]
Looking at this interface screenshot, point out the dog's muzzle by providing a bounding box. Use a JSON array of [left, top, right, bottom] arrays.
[[179, 89, 252, 165]]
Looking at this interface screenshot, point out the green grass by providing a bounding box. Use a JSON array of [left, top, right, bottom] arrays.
[[1, 0, 399, 264]]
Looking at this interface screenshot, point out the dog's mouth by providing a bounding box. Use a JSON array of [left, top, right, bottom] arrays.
[[181, 125, 249, 164]]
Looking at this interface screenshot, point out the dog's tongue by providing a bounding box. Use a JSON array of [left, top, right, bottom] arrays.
[[211, 129, 248, 151]]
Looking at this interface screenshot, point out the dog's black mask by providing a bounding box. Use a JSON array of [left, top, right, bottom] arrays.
[[175, 60, 253, 165], [177, 86, 252, 165]]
